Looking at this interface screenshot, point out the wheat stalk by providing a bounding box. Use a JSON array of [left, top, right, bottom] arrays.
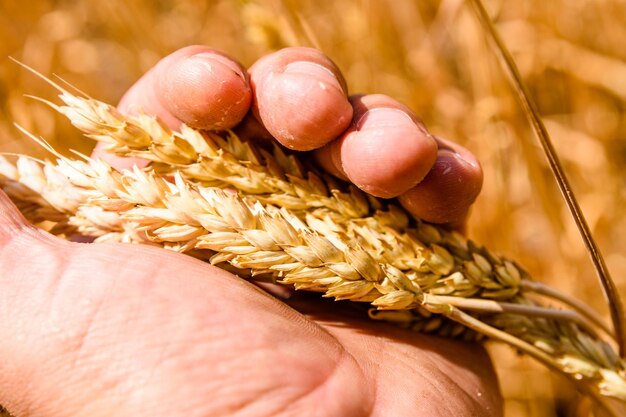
[[469, 0, 626, 360], [0, 68, 624, 414]]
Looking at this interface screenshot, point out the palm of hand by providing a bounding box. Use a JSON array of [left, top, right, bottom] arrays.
[[1, 223, 500, 417]]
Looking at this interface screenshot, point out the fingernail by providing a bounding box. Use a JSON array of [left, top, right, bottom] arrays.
[[355, 108, 415, 130], [282, 61, 344, 93], [451, 149, 479, 169], [189, 52, 248, 81], [434, 136, 480, 169]]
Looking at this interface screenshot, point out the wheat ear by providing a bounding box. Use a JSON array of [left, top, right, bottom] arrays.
[[0, 78, 624, 413]]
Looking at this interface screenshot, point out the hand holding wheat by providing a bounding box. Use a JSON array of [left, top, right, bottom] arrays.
[[0, 47, 501, 417]]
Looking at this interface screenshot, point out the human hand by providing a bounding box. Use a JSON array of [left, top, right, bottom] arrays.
[[0, 46, 499, 417]]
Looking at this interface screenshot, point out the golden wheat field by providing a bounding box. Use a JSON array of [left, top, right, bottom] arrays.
[[1, 0, 625, 416]]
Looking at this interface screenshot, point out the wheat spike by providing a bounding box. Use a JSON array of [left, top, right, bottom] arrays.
[[1, 88, 625, 413]]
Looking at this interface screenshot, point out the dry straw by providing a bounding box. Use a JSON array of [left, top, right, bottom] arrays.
[[0, 67, 625, 415]]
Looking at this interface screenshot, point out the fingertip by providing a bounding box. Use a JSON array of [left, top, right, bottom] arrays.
[[156, 48, 252, 130], [327, 95, 438, 198], [397, 147, 483, 225], [96, 46, 251, 169], [250, 47, 353, 150]]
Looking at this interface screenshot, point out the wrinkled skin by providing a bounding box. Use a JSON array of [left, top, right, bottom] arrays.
[[0, 46, 501, 417]]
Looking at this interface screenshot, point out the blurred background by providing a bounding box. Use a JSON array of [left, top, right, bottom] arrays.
[[1, 0, 625, 415]]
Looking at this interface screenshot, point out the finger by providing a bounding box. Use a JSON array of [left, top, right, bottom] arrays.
[[249, 47, 353, 151], [314, 94, 438, 198], [122, 45, 251, 130], [93, 46, 251, 169], [397, 136, 483, 226]]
